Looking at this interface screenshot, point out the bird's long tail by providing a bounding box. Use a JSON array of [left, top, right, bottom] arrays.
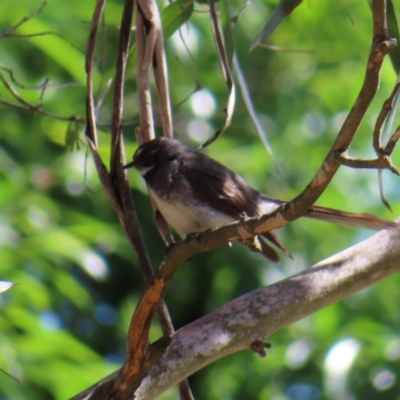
[[304, 205, 396, 230], [260, 196, 396, 230]]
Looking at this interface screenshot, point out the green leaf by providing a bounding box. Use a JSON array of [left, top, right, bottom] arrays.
[[162, 0, 194, 40], [16, 19, 87, 83], [64, 120, 80, 152], [250, 0, 303, 51]]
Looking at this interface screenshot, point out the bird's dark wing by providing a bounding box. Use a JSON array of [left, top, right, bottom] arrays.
[[182, 152, 289, 261], [182, 151, 263, 219]]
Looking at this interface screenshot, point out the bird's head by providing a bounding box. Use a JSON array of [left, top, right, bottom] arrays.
[[124, 137, 186, 177]]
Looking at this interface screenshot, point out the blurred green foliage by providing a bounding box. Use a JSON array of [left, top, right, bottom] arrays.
[[0, 1, 400, 399]]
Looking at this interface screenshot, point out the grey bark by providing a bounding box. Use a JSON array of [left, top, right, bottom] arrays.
[[72, 222, 400, 400]]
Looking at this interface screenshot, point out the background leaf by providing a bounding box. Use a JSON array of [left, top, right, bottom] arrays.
[[162, 0, 194, 40]]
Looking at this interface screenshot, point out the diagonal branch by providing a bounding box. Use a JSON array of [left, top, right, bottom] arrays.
[[71, 219, 400, 400], [282, 0, 396, 222]]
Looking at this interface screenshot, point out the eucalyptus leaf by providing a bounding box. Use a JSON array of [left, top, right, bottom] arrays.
[[162, 0, 194, 39]]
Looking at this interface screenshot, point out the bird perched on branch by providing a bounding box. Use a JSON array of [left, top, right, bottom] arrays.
[[124, 137, 396, 261]]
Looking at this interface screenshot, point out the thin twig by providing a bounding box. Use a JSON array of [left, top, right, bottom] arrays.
[[109, 0, 134, 179], [0, 97, 82, 122], [85, 0, 107, 148], [84, 0, 128, 223], [136, 0, 174, 138], [338, 81, 400, 175], [0, 73, 42, 109], [5, 31, 53, 38], [0, 1, 47, 38], [385, 125, 400, 154], [200, 0, 235, 148], [336, 153, 400, 175], [373, 81, 400, 154], [0, 64, 82, 90]]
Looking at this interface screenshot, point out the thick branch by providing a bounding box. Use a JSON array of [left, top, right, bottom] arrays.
[[71, 222, 400, 400]]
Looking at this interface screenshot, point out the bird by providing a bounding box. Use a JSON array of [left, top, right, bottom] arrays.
[[124, 137, 396, 261]]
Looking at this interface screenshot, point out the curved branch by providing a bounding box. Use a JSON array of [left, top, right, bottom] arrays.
[[135, 223, 400, 399], [284, 0, 396, 221], [71, 222, 400, 400]]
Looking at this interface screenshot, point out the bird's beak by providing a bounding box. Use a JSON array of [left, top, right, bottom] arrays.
[[123, 160, 136, 169]]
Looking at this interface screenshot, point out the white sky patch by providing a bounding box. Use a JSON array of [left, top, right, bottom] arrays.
[[385, 338, 400, 361], [324, 338, 361, 399], [170, 22, 199, 56], [40, 311, 62, 331], [28, 205, 51, 229], [0, 223, 20, 247], [286, 339, 312, 369], [302, 112, 326, 137], [187, 119, 213, 142], [190, 89, 216, 118], [372, 368, 396, 391], [82, 252, 108, 280]]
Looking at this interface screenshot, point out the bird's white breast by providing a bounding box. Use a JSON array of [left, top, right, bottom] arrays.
[[149, 188, 234, 238]]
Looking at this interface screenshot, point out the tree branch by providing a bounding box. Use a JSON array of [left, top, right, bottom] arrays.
[[283, 0, 396, 221], [71, 221, 400, 400], [0, 1, 47, 38], [85, 0, 106, 148], [337, 81, 400, 176], [79, 1, 398, 399], [95, 1, 193, 398]]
